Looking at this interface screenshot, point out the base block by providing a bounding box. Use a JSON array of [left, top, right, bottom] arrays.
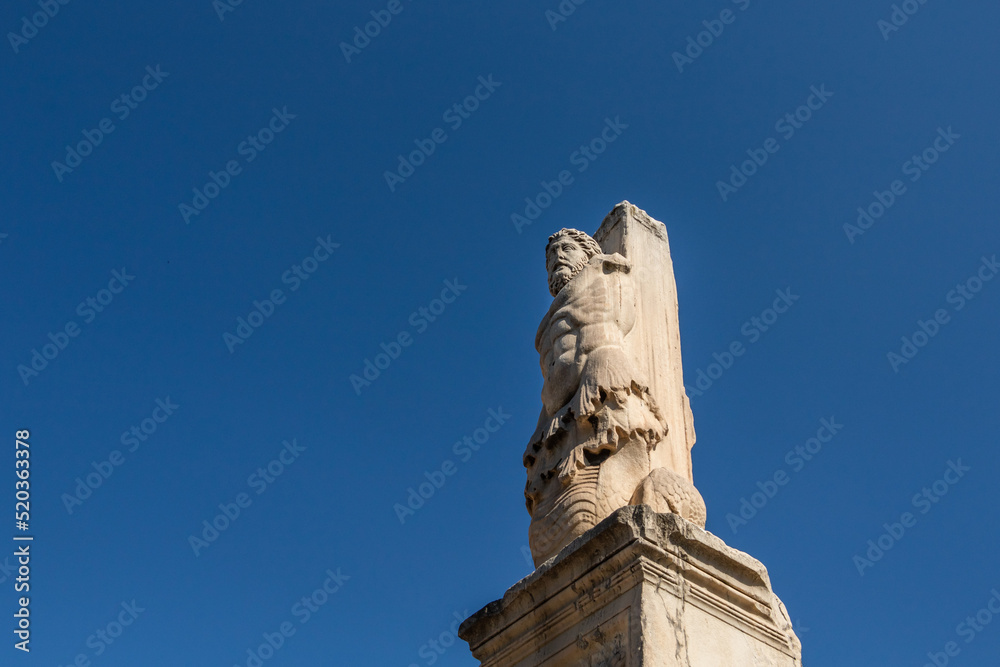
[[459, 506, 802, 666]]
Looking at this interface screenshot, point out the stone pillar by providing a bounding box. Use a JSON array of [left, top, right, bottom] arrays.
[[459, 506, 802, 667], [594, 202, 696, 483]]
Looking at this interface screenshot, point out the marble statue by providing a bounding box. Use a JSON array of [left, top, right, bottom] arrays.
[[524, 218, 706, 566], [461, 203, 802, 667]]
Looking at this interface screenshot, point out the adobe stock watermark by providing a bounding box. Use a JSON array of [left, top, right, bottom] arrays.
[[339, 0, 414, 63], [716, 85, 834, 202], [877, 0, 932, 41], [56, 600, 145, 666], [844, 126, 960, 243], [231, 567, 349, 667], [7, 0, 74, 54], [853, 459, 970, 576], [393, 407, 511, 524], [544, 0, 587, 31], [50, 65, 169, 182], [671, 0, 752, 73], [921, 588, 1000, 667], [17, 268, 135, 387], [406, 610, 469, 667], [178, 106, 297, 224], [187, 438, 307, 556], [511, 116, 628, 234], [383, 75, 502, 192], [61, 397, 179, 514], [685, 287, 799, 398], [725, 417, 844, 534], [223, 235, 340, 353], [212, 0, 265, 22], [886, 254, 997, 373], [349, 278, 467, 395]]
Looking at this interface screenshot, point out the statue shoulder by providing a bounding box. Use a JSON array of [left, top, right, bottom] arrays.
[[597, 252, 630, 274]]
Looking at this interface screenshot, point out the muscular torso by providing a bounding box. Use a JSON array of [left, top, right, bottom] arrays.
[[536, 255, 634, 415]]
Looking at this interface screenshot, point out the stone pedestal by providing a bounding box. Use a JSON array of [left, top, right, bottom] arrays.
[[459, 506, 802, 667]]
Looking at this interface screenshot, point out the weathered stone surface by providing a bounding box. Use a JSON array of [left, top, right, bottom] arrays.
[[524, 203, 704, 566], [593, 202, 695, 482], [459, 506, 802, 667], [467, 202, 804, 665]]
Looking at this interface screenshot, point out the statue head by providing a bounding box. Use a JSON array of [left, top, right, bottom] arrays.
[[545, 228, 602, 296]]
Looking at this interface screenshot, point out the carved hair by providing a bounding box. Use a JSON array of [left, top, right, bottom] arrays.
[[545, 228, 602, 260]]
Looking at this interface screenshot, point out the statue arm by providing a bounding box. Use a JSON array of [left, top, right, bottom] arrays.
[[606, 254, 636, 336]]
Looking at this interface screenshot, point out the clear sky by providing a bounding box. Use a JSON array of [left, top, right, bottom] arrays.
[[3, 1, 1000, 665]]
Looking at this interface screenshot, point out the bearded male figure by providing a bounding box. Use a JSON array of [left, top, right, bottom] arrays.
[[524, 228, 706, 566]]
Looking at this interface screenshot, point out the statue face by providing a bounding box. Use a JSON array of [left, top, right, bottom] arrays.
[[546, 236, 589, 296]]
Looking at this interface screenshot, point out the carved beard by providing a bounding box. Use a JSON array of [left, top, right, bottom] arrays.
[[548, 257, 588, 296]]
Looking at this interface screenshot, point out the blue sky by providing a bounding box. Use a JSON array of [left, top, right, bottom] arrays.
[[3, 0, 1000, 665]]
